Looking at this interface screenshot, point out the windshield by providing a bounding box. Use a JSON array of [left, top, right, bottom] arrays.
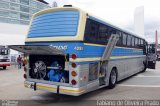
[[0, 49, 9, 55], [148, 44, 155, 54], [28, 10, 79, 38]]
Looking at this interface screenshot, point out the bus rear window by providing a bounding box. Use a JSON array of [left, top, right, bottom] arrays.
[[28, 10, 79, 38]]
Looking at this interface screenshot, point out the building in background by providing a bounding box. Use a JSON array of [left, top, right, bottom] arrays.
[[0, 0, 50, 60], [134, 6, 144, 39], [0, 0, 50, 25], [0, 0, 50, 45]]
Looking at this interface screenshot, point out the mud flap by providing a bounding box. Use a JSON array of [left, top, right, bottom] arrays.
[[147, 54, 156, 69], [147, 60, 156, 69], [147, 44, 156, 69]]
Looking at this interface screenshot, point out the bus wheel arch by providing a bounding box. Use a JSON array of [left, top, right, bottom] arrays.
[[108, 67, 118, 89]]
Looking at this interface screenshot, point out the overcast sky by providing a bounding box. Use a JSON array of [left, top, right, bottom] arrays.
[[46, 0, 160, 43]]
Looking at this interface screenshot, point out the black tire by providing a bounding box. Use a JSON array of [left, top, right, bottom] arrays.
[[3, 66, 6, 70], [141, 62, 147, 72], [108, 68, 117, 89], [141, 67, 147, 72]]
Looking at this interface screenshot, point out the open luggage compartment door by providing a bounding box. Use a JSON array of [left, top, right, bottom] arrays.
[[9, 45, 69, 83], [8, 45, 65, 55]]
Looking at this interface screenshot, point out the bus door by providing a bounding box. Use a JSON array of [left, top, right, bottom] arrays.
[[147, 44, 156, 69]]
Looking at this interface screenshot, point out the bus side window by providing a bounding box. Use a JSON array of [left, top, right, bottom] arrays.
[[98, 24, 108, 44], [116, 31, 122, 46], [84, 19, 91, 41], [122, 33, 127, 46], [84, 19, 99, 43], [132, 36, 135, 47], [90, 22, 99, 40], [141, 39, 143, 45], [105, 27, 116, 43], [140, 39, 144, 48], [127, 35, 131, 47], [107, 26, 115, 35], [138, 38, 141, 48], [135, 37, 138, 47], [143, 40, 147, 54], [138, 38, 140, 48]]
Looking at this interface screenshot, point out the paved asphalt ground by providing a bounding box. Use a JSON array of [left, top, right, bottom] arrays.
[[0, 62, 160, 106]]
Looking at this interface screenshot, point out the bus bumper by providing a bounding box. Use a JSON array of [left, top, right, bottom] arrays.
[[0, 62, 10, 66], [24, 81, 85, 96]]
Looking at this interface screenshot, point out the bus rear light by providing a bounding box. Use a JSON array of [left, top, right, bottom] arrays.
[[71, 79, 77, 85], [23, 54, 27, 65], [23, 59, 27, 65], [71, 71, 77, 77], [71, 63, 77, 68], [71, 54, 77, 60], [23, 74, 27, 79]]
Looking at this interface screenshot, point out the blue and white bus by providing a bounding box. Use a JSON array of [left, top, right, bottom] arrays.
[[10, 6, 156, 96]]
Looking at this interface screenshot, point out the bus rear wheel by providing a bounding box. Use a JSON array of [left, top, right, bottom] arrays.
[[3, 66, 6, 70], [108, 68, 117, 89]]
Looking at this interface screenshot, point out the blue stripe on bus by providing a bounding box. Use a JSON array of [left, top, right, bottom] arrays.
[[110, 56, 145, 61], [25, 42, 144, 58], [71, 56, 145, 65], [69, 56, 145, 65], [69, 61, 99, 65]]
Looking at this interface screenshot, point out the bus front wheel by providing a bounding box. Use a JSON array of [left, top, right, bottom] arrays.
[[3, 66, 6, 70], [141, 62, 147, 72], [108, 68, 117, 89]]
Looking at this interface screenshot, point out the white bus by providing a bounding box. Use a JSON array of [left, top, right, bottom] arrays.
[[10, 6, 156, 96], [0, 46, 10, 69]]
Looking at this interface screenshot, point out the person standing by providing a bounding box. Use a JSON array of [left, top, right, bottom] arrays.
[[17, 55, 22, 69]]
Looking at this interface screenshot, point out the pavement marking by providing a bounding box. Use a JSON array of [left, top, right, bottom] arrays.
[[31, 95, 54, 100], [118, 84, 160, 87], [0, 81, 21, 87], [0, 83, 12, 87], [135, 75, 160, 77], [0, 82, 17, 87]]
